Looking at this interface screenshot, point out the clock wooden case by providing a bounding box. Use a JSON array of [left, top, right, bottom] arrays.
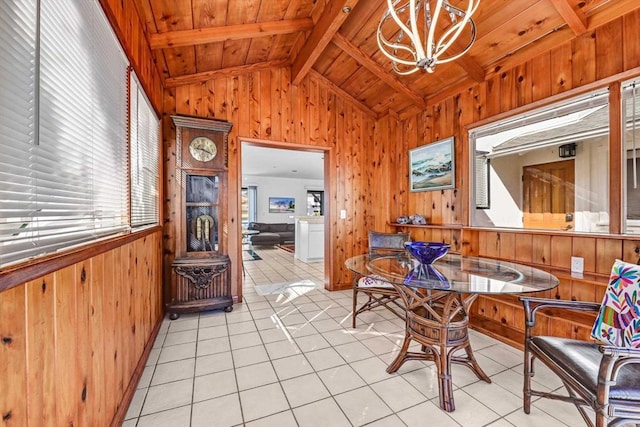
[[169, 115, 233, 319]]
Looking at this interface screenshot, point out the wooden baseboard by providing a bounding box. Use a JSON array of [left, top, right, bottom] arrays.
[[109, 317, 163, 427]]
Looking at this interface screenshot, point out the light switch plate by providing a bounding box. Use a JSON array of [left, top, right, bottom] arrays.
[[340, 209, 346, 219], [571, 256, 584, 273]]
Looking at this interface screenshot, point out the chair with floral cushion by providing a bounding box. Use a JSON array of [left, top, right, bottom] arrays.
[[520, 259, 640, 427], [351, 230, 410, 328]]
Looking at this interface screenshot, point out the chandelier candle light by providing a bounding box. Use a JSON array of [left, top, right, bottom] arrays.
[[377, 0, 480, 75]]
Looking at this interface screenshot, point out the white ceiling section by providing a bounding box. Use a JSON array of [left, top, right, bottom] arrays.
[[241, 144, 324, 181]]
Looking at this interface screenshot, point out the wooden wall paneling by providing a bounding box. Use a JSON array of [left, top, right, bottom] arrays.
[[499, 69, 514, 113], [531, 51, 552, 102], [623, 10, 640, 70], [344, 104, 356, 274], [370, 115, 386, 232], [483, 231, 501, 259], [54, 265, 78, 425], [403, 114, 418, 217], [514, 233, 533, 264], [1, 234, 162, 425], [595, 19, 624, 80], [281, 69, 293, 142], [550, 235, 572, 268], [596, 238, 623, 274], [122, 244, 135, 400], [550, 42, 573, 95], [309, 77, 319, 144], [260, 71, 273, 139], [571, 30, 597, 87], [299, 78, 310, 144], [25, 275, 56, 426], [484, 75, 501, 119], [571, 236, 596, 273], [249, 72, 261, 139], [98, 250, 116, 422], [188, 83, 204, 116], [531, 234, 551, 265], [334, 95, 347, 286], [364, 113, 377, 231], [76, 260, 92, 426], [513, 62, 533, 108], [0, 286, 27, 426], [498, 232, 516, 260], [269, 68, 282, 141]]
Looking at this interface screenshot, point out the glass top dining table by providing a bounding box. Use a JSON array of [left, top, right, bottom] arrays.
[[345, 253, 560, 294], [345, 253, 559, 412]]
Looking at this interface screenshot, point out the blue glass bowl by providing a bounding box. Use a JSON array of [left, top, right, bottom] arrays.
[[404, 241, 450, 265]]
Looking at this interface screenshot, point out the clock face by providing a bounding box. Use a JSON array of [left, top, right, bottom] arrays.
[[188, 136, 217, 162]]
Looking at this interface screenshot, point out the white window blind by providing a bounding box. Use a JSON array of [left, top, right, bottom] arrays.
[[0, 0, 129, 266], [474, 155, 489, 209], [130, 73, 160, 227]]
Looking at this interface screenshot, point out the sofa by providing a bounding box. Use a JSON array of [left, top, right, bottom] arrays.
[[247, 222, 295, 246]]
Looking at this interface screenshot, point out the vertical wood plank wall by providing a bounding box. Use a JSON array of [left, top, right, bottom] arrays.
[[163, 70, 383, 295], [384, 10, 640, 345], [0, 231, 163, 426]]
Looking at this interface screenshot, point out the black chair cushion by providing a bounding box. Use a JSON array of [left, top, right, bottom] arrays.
[[532, 336, 640, 401]]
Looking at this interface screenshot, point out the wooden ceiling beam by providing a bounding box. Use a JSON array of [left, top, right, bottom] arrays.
[[549, 0, 588, 35], [149, 18, 314, 49], [291, 0, 361, 85], [332, 33, 426, 109], [164, 59, 290, 88]]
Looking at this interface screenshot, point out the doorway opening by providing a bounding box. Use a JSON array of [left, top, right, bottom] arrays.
[[240, 139, 331, 291]]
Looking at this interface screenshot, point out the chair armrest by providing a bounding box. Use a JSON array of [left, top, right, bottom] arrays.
[[601, 345, 640, 357], [520, 296, 601, 328], [598, 345, 640, 401]]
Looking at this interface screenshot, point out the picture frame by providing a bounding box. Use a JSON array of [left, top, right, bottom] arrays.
[[269, 197, 295, 213], [409, 137, 455, 192]]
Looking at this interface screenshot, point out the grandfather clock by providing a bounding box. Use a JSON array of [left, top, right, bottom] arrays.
[[169, 115, 233, 319]]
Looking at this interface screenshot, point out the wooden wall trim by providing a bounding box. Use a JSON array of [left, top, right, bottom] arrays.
[[0, 226, 161, 293]]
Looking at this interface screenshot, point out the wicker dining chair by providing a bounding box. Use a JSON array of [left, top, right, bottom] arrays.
[[351, 230, 410, 328], [520, 258, 640, 427]]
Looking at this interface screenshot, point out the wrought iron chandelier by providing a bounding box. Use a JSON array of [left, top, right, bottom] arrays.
[[377, 0, 480, 75]]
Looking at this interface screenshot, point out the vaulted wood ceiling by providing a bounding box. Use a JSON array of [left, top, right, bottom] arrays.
[[133, 0, 640, 118]]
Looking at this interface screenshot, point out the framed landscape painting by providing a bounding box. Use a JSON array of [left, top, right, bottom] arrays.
[[269, 197, 295, 213], [409, 137, 455, 192]]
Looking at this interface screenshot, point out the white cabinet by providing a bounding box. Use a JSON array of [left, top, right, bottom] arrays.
[[295, 216, 324, 262]]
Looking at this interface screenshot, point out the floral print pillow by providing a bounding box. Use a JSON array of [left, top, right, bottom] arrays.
[[591, 259, 640, 347]]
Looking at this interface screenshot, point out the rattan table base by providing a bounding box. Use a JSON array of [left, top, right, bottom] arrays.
[[386, 286, 491, 412]]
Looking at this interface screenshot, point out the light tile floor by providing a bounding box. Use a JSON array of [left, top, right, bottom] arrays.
[[123, 247, 590, 427]]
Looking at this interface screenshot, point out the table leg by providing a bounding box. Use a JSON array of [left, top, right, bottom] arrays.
[[386, 288, 490, 412]]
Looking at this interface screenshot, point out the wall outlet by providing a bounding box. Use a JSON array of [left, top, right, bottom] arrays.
[[571, 256, 584, 273]]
